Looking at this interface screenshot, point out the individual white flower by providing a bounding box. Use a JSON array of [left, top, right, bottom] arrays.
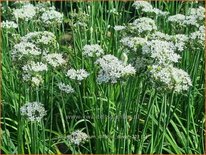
[[1, 20, 18, 29], [44, 53, 66, 68], [21, 31, 58, 48], [114, 25, 126, 31], [66, 69, 89, 81], [13, 3, 36, 21], [20, 101, 46, 122], [22, 61, 48, 72], [130, 17, 157, 34], [67, 130, 89, 145], [82, 44, 104, 57], [95, 54, 136, 84], [120, 36, 147, 51], [57, 82, 74, 94], [41, 9, 63, 25], [12, 42, 41, 60], [142, 40, 181, 65], [149, 65, 192, 93]]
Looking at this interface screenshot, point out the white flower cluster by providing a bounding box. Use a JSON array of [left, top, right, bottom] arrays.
[[82, 44, 104, 57], [22, 73, 44, 86], [20, 101, 46, 122], [35, 2, 52, 13], [22, 61, 48, 72], [1, 20, 18, 29], [188, 6, 205, 21], [168, 14, 186, 26], [41, 9, 63, 25], [12, 30, 66, 87], [12, 42, 41, 60], [151, 8, 169, 16], [150, 32, 189, 52], [142, 40, 181, 65], [172, 34, 189, 52], [67, 69, 89, 81], [44, 53, 66, 68], [31, 75, 43, 86], [118, 4, 195, 93], [150, 31, 171, 41], [13, 3, 36, 21], [189, 25, 205, 48], [133, 1, 169, 16], [57, 82, 74, 94], [69, 9, 89, 27], [21, 31, 58, 48], [132, 1, 153, 11], [95, 54, 136, 84], [12, 2, 64, 27], [120, 36, 147, 51], [13, 1, 29, 5], [168, 6, 205, 27], [130, 17, 157, 34], [149, 65, 192, 92], [67, 130, 89, 145], [21, 60, 48, 87]]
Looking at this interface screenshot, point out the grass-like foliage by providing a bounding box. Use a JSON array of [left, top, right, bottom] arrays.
[[1, 1, 205, 154]]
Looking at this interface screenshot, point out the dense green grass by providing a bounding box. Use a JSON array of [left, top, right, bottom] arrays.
[[1, 1, 205, 154]]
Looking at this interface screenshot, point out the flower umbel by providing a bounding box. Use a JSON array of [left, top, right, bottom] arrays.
[[95, 54, 136, 84], [20, 101, 46, 122], [67, 130, 89, 145], [58, 82, 74, 94], [66, 69, 89, 81], [82, 44, 104, 57], [149, 65, 192, 93]]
